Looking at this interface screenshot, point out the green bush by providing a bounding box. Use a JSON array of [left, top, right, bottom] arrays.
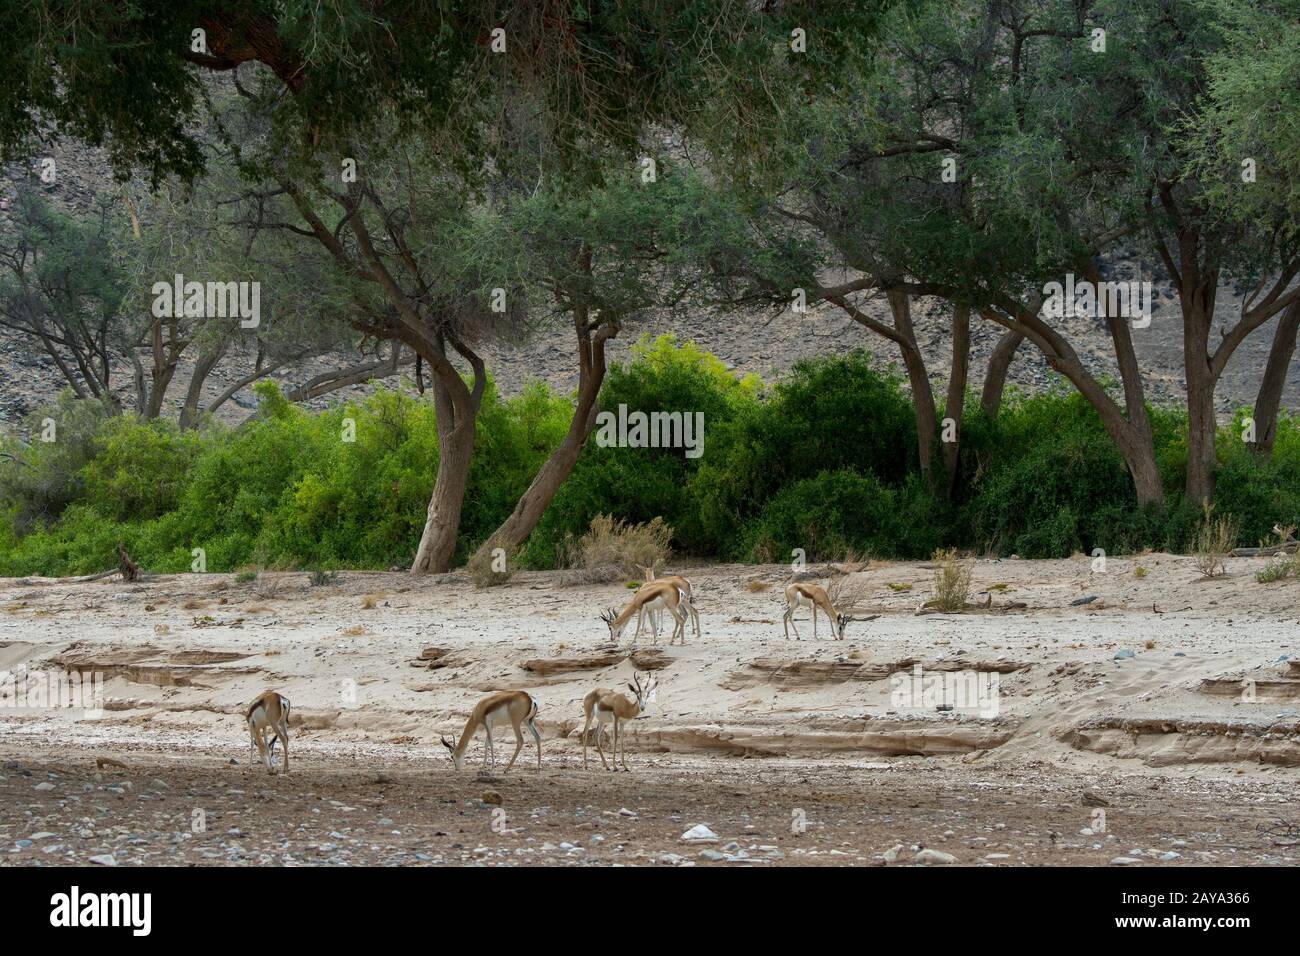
[[3, 340, 1299, 576]]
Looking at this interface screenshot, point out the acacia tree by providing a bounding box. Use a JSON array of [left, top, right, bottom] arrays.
[[700, 0, 1162, 502], [1, 1, 896, 573], [1179, 0, 1300, 465], [476, 167, 738, 553], [121, 167, 365, 427], [0, 187, 128, 408]]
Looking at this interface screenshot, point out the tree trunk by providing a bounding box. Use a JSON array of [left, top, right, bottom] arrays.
[[886, 289, 938, 479], [179, 347, 226, 430], [485, 310, 619, 552], [410, 333, 485, 575], [983, 293, 1163, 508], [981, 329, 1022, 418], [1182, 290, 1219, 506], [1253, 298, 1300, 458], [942, 304, 970, 496], [412, 411, 477, 574]]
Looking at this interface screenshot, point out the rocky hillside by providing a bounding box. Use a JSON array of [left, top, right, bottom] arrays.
[[1, 137, 1294, 429]]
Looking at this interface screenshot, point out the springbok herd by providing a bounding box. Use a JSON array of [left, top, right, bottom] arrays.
[[246, 567, 866, 775]]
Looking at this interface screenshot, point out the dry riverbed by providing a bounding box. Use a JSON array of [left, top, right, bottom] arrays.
[[2, 554, 1299, 866]]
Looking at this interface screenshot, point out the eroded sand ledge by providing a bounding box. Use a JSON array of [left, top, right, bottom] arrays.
[[3, 552, 1299, 772]]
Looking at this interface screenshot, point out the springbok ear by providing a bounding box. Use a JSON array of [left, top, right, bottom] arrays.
[[627, 684, 638, 695]]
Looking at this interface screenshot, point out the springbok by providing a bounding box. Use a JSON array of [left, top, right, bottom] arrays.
[[601, 580, 688, 645], [635, 565, 700, 640], [782, 582, 857, 640], [246, 690, 291, 774], [581, 672, 658, 771], [440, 690, 542, 773]]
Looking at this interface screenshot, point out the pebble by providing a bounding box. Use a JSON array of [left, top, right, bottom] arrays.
[[681, 824, 718, 843], [913, 849, 956, 865]]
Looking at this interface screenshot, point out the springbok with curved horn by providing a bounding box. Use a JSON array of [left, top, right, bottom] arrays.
[[440, 690, 542, 773], [601, 580, 687, 645], [635, 565, 700, 641], [782, 582, 857, 641], [581, 672, 658, 771]]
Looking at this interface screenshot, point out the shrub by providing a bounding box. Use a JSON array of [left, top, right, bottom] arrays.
[[929, 547, 973, 611], [467, 541, 515, 587], [1255, 553, 1299, 583], [1192, 504, 1238, 578], [0, 394, 113, 534], [562, 514, 673, 576]]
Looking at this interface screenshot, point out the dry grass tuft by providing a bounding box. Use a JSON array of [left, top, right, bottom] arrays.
[[1256, 552, 1300, 583], [557, 515, 672, 585], [930, 548, 973, 612], [360, 592, 385, 610], [467, 543, 514, 588], [827, 572, 871, 612], [181, 598, 207, 610], [745, 579, 771, 593], [1192, 503, 1238, 578], [556, 564, 625, 587]]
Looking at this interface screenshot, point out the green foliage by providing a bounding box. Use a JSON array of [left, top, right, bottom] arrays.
[[4, 340, 1300, 576], [0, 2, 897, 185]]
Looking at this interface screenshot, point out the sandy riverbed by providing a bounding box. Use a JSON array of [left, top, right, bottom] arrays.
[[2, 554, 1298, 866]]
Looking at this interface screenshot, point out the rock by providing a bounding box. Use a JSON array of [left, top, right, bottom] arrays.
[[89, 854, 117, 866], [481, 790, 503, 806], [913, 849, 957, 865], [1109, 856, 1141, 866], [699, 849, 726, 861], [1114, 649, 1136, 660], [522, 653, 624, 675], [681, 824, 719, 843], [33, 782, 54, 791], [882, 844, 906, 863], [1081, 791, 1110, 807], [1071, 595, 1098, 606]]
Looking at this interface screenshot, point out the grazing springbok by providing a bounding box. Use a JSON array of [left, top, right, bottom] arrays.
[[246, 690, 291, 774], [601, 580, 688, 645], [635, 565, 700, 641], [581, 672, 658, 771], [782, 582, 857, 640], [440, 690, 542, 773]]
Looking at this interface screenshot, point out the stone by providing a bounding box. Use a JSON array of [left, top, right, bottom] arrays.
[[681, 824, 719, 843], [913, 848, 957, 865]]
